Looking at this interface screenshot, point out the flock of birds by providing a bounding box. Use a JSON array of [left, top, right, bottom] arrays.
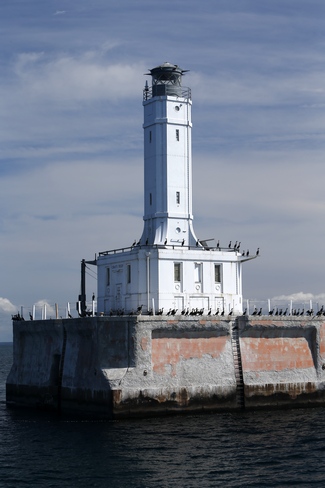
[[13, 304, 325, 320], [130, 237, 260, 256]]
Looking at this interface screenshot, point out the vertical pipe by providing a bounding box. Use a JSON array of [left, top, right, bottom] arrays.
[[146, 252, 150, 312]]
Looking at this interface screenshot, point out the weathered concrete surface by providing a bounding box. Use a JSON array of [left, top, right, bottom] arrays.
[[7, 315, 325, 418], [238, 316, 325, 409], [6, 316, 237, 418]]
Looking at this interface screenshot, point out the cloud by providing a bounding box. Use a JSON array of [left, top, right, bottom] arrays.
[[0, 298, 16, 313], [272, 292, 325, 303], [12, 52, 146, 103]]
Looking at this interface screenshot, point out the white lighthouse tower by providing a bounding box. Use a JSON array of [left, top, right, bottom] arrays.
[[96, 63, 254, 315], [141, 63, 197, 248]]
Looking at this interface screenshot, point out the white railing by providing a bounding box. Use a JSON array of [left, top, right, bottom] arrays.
[[13, 298, 325, 321]]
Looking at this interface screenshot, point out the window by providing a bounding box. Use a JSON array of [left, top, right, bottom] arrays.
[[106, 267, 110, 286], [194, 263, 202, 282], [215, 264, 221, 283], [176, 191, 180, 204], [150, 193, 152, 205], [174, 263, 181, 282], [127, 264, 131, 284], [149, 130, 152, 143], [176, 129, 179, 141]]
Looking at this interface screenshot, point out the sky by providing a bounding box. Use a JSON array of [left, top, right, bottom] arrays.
[[2, 0, 325, 340]]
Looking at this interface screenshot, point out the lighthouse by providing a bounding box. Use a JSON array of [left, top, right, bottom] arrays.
[[96, 63, 254, 315]]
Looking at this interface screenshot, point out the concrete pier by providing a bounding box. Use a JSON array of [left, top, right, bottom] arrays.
[[6, 315, 325, 418]]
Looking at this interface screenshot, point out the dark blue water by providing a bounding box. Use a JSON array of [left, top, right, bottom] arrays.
[[1, 343, 325, 487]]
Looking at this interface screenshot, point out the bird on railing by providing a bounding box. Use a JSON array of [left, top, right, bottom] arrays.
[[252, 308, 258, 316], [256, 248, 260, 256], [181, 239, 185, 246], [29, 312, 33, 321], [246, 250, 249, 256], [164, 238, 167, 245], [228, 241, 232, 248], [257, 308, 262, 316], [228, 308, 233, 316], [216, 240, 220, 249], [242, 308, 247, 316], [214, 308, 220, 316]]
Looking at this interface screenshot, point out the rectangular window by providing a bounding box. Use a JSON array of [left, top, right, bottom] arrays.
[[106, 267, 110, 286], [176, 191, 180, 204], [127, 264, 131, 284], [149, 130, 152, 143], [215, 264, 221, 283], [150, 193, 152, 205], [174, 263, 181, 282], [176, 129, 179, 141], [194, 263, 202, 282]]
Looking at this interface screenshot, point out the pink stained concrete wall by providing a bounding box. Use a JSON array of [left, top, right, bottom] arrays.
[[240, 336, 314, 372], [152, 335, 228, 376]]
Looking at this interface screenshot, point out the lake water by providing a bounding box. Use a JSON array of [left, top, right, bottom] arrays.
[[1, 342, 325, 487]]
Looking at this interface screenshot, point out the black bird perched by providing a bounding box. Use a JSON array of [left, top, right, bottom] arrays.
[[221, 309, 225, 316], [164, 238, 167, 245], [256, 247, 260, 256], [145, 238, 148, 245], [181, 239, 185, 246], [246, 250, 249, 256], [137, 305, 143, 315], [257, 308, 262, 316], [228, 241, 232, 248], [216, 240, 220, 249], [236, 241, 241, 251], [132, 240, 136, 247], [215, 308, 220, 316], [196, 240, 199, 247], [242, 308, 247, 316], [233, 241, 237, 250], [228, 308, 233, 316], [252, 307, 258, 316], [29, 312, 33, 321], [207, 308, 212, 316]]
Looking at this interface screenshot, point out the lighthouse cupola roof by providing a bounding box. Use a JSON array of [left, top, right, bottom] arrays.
[[146, 62, 189, 98]]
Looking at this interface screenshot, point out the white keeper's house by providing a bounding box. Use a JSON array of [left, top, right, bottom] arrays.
[[96, 62, 256, 316]]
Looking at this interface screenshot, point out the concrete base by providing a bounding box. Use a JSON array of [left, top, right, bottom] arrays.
[[6, 315, 325, 418]]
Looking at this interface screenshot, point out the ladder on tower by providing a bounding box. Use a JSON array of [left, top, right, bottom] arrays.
[[231, 322, 245, 409]]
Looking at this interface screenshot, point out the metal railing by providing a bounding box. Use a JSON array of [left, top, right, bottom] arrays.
[[143, 86, 191, 101]]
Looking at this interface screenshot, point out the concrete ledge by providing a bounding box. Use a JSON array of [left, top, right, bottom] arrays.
[[7, 315, 325, 418]]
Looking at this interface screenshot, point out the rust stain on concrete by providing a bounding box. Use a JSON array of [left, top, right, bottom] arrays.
[[319, 323, 325, 356], [152, 335, 227, 375], [241, 337, 314, 371], [140, 337, 148, 352]]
